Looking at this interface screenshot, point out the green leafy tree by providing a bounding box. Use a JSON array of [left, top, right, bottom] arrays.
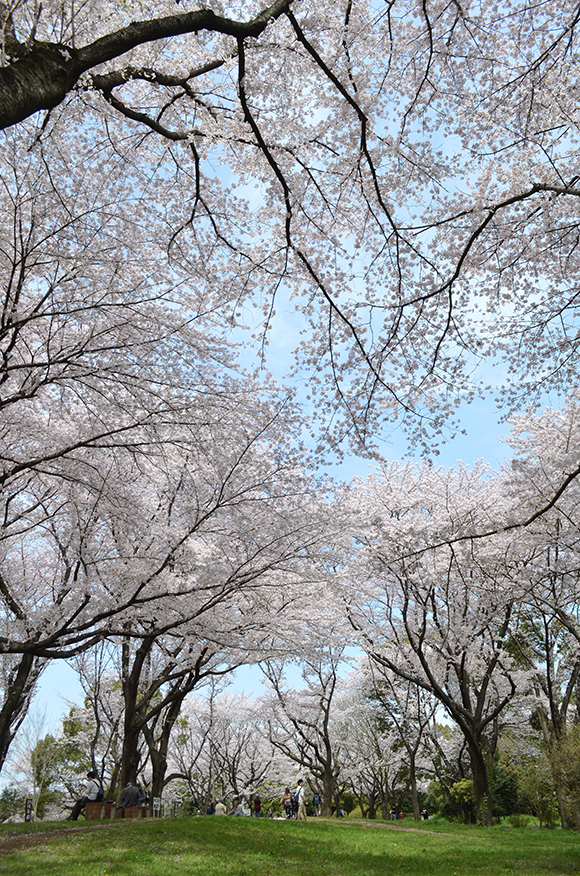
[[449, 778, 477, 825], [489, 764, 518, 819], [0, 785, 25, 821]]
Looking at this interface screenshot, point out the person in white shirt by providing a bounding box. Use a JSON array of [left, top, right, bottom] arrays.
[[67, 771, 100, 820], [295, 779, 307, 821]]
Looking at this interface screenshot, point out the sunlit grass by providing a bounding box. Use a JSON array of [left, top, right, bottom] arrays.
[[1, 815, 578, 876]]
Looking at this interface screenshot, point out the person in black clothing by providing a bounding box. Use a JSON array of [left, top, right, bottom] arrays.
[[122, 782, 142, 816]]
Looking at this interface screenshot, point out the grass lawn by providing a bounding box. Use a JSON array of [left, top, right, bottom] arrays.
[[0, 815, 578, 876]]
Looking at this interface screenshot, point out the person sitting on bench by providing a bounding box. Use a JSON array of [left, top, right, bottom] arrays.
[[122, 782, 142, 816], [67, 771, 100, 820]]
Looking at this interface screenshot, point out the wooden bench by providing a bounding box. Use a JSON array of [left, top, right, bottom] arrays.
[[85, 801, 116, 820], [84, 801, 150, 820], [124, 805, 149, 819]]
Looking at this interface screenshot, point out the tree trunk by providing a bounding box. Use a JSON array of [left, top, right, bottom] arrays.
[[0, 653, 43, 774], [554, 778, 572, 830], [107, 762, 121, 802], [117, 637, 150, 804], [469, 742, 492, 826], [148, 745, 166, 802], [408, 752, 421, 820], [144, 695, 184, 800], [381, 794, 390, 820], [118, 709, 142, 795], [322, 763, 334, 817]]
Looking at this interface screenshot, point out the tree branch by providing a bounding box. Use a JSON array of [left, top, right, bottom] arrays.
[[0, 0, 290, 129]]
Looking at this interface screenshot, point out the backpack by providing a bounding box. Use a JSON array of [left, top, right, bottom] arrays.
[[96, 787, 104, 802]]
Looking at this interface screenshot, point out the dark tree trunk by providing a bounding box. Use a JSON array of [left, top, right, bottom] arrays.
[[0, 653, 43, 774], [322, 762, 335, 817], [381, 793, 390, 820], [469, 740, 493, 826], [408, 752, 421, 820], [144, 693, 185, 800], [117, 636, 151, 804]]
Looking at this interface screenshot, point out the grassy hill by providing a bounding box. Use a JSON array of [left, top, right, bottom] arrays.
[[0, 815, 578, 876]]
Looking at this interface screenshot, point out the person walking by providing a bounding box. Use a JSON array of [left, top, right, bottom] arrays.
[[294, 779, 307, 821], [281, 787, 293, 819]]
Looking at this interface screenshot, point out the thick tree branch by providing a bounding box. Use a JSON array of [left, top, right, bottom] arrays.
[[0, 0, 290, 129]]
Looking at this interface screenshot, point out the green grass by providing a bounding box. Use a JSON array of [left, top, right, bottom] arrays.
[[0, 815, 578, 876]]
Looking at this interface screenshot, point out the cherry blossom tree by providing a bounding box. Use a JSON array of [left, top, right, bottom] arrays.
[[99, 395, 329, 797], [44, 385, 330, 801], [0, 335, 327, 775], [347, 462, 529, 825], [168, 688, 283, 809], [264, 635, 350, 817], [361, 660, 437, 819], [505, 606, 580, 829], [3, 0, 580, 461], [333, 678, 408, 820], [340, 397, 580, 827], [497, 398, 580, 828]]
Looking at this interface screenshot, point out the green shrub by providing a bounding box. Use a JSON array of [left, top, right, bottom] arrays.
[[507, 813, 529, 828]]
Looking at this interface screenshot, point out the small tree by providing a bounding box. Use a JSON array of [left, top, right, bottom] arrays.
[[5, 710, 61, 820], [0, 785, 25, 821]]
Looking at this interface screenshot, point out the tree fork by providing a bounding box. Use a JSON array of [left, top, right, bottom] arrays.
[[0, 0, 290, 129]]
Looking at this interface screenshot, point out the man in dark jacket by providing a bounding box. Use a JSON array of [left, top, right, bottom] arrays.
[[122, 782, 142, 816]]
